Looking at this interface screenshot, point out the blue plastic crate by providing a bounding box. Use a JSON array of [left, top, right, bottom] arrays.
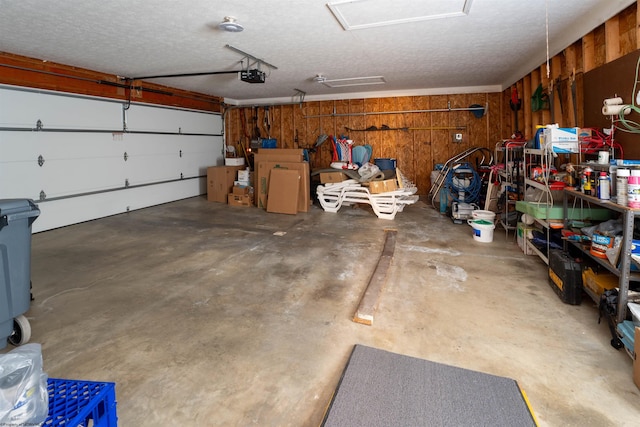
[[44, 378, 117, 427]]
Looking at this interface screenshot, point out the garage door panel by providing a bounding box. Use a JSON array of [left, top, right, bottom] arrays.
[[0, 131, 41, 161], [32, 178, 205, 233], [126, 103, 222, 134], [37, 133, 125, 162], [125, 154, 181, 184], [41, 157, 126, 198], [123, 134, 183, 156], [0, 163, 46, 199], [0, 86, 123, 130]]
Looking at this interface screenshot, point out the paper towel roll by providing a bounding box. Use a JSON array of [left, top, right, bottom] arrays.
[[602, 104, 631, 116], [603, 97, 623, 106]]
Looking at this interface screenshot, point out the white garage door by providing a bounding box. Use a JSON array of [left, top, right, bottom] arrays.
[[0, 85, 224, 232]]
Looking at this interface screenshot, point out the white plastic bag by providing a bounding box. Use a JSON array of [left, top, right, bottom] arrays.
[[358, 162, 381, 180], [0, 343, 48, 426]]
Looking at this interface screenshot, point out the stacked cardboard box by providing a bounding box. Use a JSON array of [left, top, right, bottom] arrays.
[[228, 185, 253, 207], [253, 149, 310, 214], [207, 165, 245, 203]]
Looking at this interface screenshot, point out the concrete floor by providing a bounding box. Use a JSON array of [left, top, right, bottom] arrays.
[[6, 196, 640, 425]]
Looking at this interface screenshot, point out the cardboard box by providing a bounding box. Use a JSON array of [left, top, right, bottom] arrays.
[[320, 172, 347, 184], [207, 166, 244, 203], [228, 194, 252, 207], [238, 169, 251, 182], [257, 161, 310, 212], [232, 185, 251, 196], [224, 157, 245, 166], [254, 149, 304, 164], [367, 179, 398, 194], [541, 127, 580, 153], [267, 168, 300, 214], [634, 327, 640, 390]]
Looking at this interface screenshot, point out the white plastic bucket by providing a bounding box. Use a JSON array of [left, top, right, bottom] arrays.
[[471, 210, 496, 223], [467, 219, 495, 243]]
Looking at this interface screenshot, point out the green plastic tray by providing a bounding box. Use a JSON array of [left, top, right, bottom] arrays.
[[515, 201, 612, 221]]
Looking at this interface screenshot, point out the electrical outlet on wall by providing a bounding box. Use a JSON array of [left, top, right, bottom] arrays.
[[452, 132, 464, 143]]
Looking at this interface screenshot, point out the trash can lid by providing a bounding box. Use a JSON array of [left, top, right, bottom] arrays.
[[0, 199, 39, 216]]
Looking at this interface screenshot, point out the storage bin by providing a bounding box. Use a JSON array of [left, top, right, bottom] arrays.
[[374, 158, 396, 171], [44, 378, 117, 427], [261, 138, 277, 148]]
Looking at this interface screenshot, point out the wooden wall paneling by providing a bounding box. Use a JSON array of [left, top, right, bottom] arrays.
[[280, 105, 295, 148], [466, 94, 487, 150], [394, 97, 414, 180], [430, 95, 451, 166], [517, 80, 526, 137], [582, 32, 596, 72], [269, 105, 282, 144], [333, 99, 349, 139], [575, 73, 585, 128], [304, 102, 320, 155], [411, 96, 432, 194], [487, 92, 502, 143], [593, 25, 607, 69], [521, 77, 532, 138], [348, 99, 366, 159], [225, 109, 237, 150], [529, 69, 542, 131], [618, 3, 637, 54], [448, 94, 470, 153], [564, 42, 582, 127], [605, 16, 622, 63], [569, 41, 583, 76], [250, 107, 262, 140], [379, 97, 398, 158], [363, 98, 382, 155], [539, 64, 552, 125], [316, 101, 336, 168], [293, 102, 307, 153], [550, 55, 564, 126], [0, 53, 222, 113], [502, 90, 511, 140]]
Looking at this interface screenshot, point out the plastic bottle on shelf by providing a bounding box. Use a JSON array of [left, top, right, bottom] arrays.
[[582, 167, 593, 195], [628, 169, 640, 208], [598, 172, 610, 200], [617, 168, 630, 206]]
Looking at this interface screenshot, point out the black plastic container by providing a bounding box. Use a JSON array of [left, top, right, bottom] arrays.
[[548, 249, 583, 305]]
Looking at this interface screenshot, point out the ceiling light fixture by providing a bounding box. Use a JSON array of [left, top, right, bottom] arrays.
[[314, 75, 327, 83], [219, 16, 244, 32], [321, 76, 386, 88]]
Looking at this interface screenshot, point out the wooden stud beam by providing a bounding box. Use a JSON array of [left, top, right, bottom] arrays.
[[606, 16, 622, 63], [353, 229, 397, 326]]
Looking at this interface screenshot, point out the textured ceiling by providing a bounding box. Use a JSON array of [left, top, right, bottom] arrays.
[[0, 0, 635, 105]]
